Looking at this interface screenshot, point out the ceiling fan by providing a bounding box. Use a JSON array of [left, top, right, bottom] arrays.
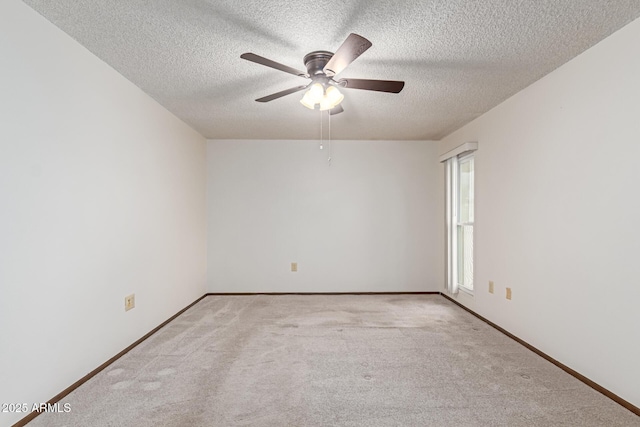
[[241, 33, 404, 115]]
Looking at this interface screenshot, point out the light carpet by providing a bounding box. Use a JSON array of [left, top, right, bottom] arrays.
[[29, 294, 639, 426]]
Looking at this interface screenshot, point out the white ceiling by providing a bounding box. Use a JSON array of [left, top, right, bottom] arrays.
[[22, 0, 640, 140]]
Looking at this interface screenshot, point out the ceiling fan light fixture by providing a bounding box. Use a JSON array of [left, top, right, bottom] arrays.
[[308, 83, 325, 104], [300, 82, 326, 109], [319, 98, 332, 111], [300, 91, 316, 109], [325, 85, 344, 106], [319, 87, 344, 111], [303, 84, 345, 111]]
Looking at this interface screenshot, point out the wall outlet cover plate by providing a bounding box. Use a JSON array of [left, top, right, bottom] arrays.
[[125, 294, 135, 311]]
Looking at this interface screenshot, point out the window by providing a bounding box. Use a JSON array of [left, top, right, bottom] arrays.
[[456, 154, 474, 292], [443, 143, 476, 295]]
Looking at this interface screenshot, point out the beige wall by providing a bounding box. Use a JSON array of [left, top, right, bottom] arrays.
[[0, 2, 207, 426], [207, 139, 443, 293], [440, 17, 640, 407]]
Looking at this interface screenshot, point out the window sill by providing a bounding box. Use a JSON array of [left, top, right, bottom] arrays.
[[458, 285, 474, 296]]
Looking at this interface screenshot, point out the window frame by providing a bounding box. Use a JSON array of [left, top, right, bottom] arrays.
[[456, 152, 474, 294], [445, 148, 476, 296]]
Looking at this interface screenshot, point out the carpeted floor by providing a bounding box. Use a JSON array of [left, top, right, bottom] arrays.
[[29, 294, 639, 426]]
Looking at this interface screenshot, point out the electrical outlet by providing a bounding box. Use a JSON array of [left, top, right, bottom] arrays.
[[506, 288, 512, 300], [291, 262, 298, 272], [125, 294, 135, 311], [489, 281, 494, 294]]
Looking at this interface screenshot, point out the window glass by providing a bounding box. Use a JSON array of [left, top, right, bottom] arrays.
[[457, 224, 474, 290], [457, 155, 474, 291], [458, 157, 474, 223]]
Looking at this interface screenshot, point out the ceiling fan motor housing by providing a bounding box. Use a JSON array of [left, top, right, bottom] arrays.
[[303, 51, 334, 76]]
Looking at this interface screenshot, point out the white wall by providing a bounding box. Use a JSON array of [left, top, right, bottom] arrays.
[[207, 139, 442, 293], [0, 2, 207, 426], [440, 17, 640, 408]]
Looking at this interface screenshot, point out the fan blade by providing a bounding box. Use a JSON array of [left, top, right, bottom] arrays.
[[241, 53, 308, 78], [323, 33, 372, 77], [256, 85, 308, 102], [329, 105, 344, 115], [339, 78, 405, 93]]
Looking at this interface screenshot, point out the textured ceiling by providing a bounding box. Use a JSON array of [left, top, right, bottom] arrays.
[[22, 0, 640, 140]]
